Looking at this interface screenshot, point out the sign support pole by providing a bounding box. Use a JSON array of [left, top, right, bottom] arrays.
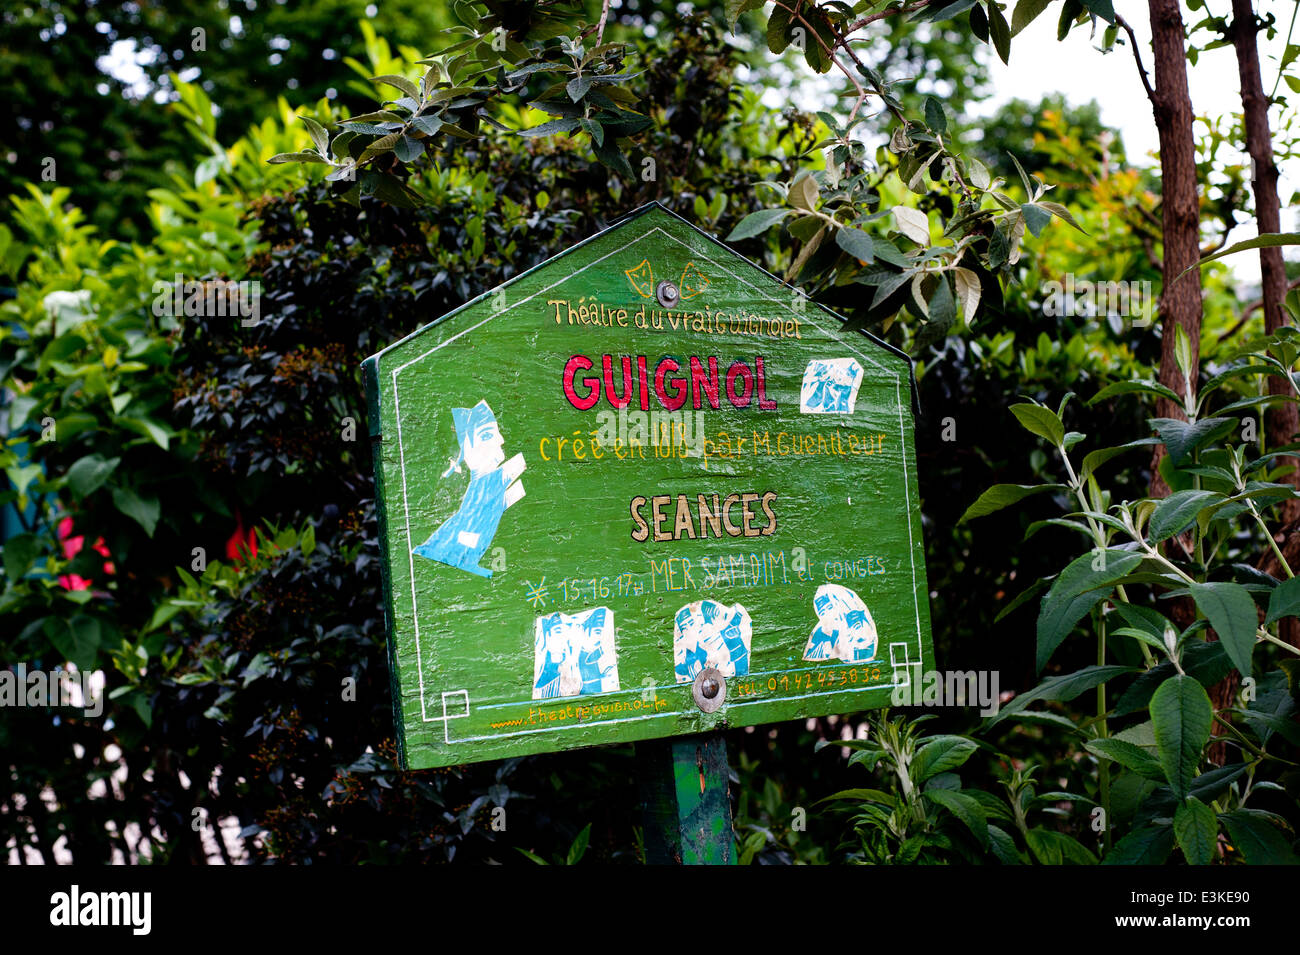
[[636, 732, 736, 865]]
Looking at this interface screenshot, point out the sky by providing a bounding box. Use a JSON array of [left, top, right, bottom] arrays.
[[971, 0, 1300, 283]]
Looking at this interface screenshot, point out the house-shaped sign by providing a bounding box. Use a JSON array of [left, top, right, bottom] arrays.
[[363, 202, 933, 769]]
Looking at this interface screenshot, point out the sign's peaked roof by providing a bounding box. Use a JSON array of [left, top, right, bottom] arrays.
[[365, 200, 911, 370]]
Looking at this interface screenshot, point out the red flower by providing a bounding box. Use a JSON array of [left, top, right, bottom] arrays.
[[57, 516, 114, 590], [225, 512, 259, 563]]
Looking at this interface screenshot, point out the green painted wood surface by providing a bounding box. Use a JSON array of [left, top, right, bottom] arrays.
[[636, 733, 735, 865], [364, 202, 933, 769]]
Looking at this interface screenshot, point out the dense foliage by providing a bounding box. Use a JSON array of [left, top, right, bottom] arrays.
[[2, 0, 1297, 865]]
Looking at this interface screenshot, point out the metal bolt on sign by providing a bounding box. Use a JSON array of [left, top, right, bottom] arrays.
[[656, 280, 679, 307], [692, 666, 726, 713]]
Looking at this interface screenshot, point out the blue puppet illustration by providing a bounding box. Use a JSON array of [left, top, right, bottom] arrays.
[[802, 584, 878, 663], [673, 599, 753, 683], [532, 607, 620, 700], [413, 400, 525, 578], [799, 358, 864, 414]]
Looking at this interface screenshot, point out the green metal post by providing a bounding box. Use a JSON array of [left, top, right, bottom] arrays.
[[636, 732, 736, 865]]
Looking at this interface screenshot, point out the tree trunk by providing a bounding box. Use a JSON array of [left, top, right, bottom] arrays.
[[1145, 0, 1240, 760], [1233, 0, 1300, 516], [1232, 0, 1300, 655], [1148, 0, 1204, 444]]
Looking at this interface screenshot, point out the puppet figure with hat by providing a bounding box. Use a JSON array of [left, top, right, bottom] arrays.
[[413, 400, 525, 578]]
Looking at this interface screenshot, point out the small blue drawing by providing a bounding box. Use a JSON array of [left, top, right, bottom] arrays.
[[533, 606, 620, 700], [799, 358, 864, 414], [803, 584, 878, 663], [673, 599, 753, 683], [413, 400, 525, 578]]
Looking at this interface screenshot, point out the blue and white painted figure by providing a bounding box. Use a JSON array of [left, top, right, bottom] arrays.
[[673, 599, 752, 683], [413, 400, 525, 578], [532, 606, 619, 700], [802, 584, 878, 663], [799, 358, 864, 414]]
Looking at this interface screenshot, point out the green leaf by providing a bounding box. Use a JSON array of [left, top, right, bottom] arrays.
[[790, 174, 819, 212], [912, 735, 978, 782], [987, 0, 1012, 63], [893, 205, 931, 245], [566, 822, 591, 865], [298, 115, 331, 155], [566, 74, 593, 102], [988, 665, 1139, 727], [815, 788, 894, 805], [369, 73, 420, 100], [1090, 379, 1185, 407], [67, 454, 120, 499], [114, 415, 172, 450], [1025, 828, 1095, 865], [1080, 438, 1160, 480], [953, 267, 982, 319], [1113, 602, 1176, 641], [393, 135, 423, 162], [267, 152, 330, 165], [1037, 200, 1087, 233], [1148, 490, 1226, 542], [927, 276, 956, 331], [1012, 0, 1053, 35], [1037, 549, 1144, 672], [1181, 232, 1300, 278], [1174, 796, 1218, 865], [1111, 627, 1170, 654], [1218, 809, 1300, 864], [1265, 575, 1300, 624], [959, 483, 1066, 522], [1021, 203, 1051, 237], [923, 96, 947, 135], [1101, 825, 1175, 864], [3, 533, 38, 582], [987, 825, 1024, 864], [835, 227, 874, 264], [578, 118, 605, 147], [726, 0, 765, 29], [1058, 0, 1084, 39], [1114, 643, 1233, 717], [913, 0, 979, 21], [767, 3, 794, 54], [726, 209, 788, 241], [994, 577, 1050, 622], [923, 788, 988, 849], [1084, 738, 1166, 780], [111, 486, 160, 537], [44, 615, 102, 671], [358, 132, 402, 160], [1080, 0, 1116, 23], [1150, 675, 1213, 800], [846, 747, 885, 770], [1009, 403, 1065, 445], [518, 118, 580, 138], [1151, 417, 1237, 466], [410, 113, 443, 136], [1188, 581, 1258, 678]]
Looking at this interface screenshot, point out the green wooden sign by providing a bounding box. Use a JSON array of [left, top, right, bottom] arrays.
[[363, 203, 933, 770]]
